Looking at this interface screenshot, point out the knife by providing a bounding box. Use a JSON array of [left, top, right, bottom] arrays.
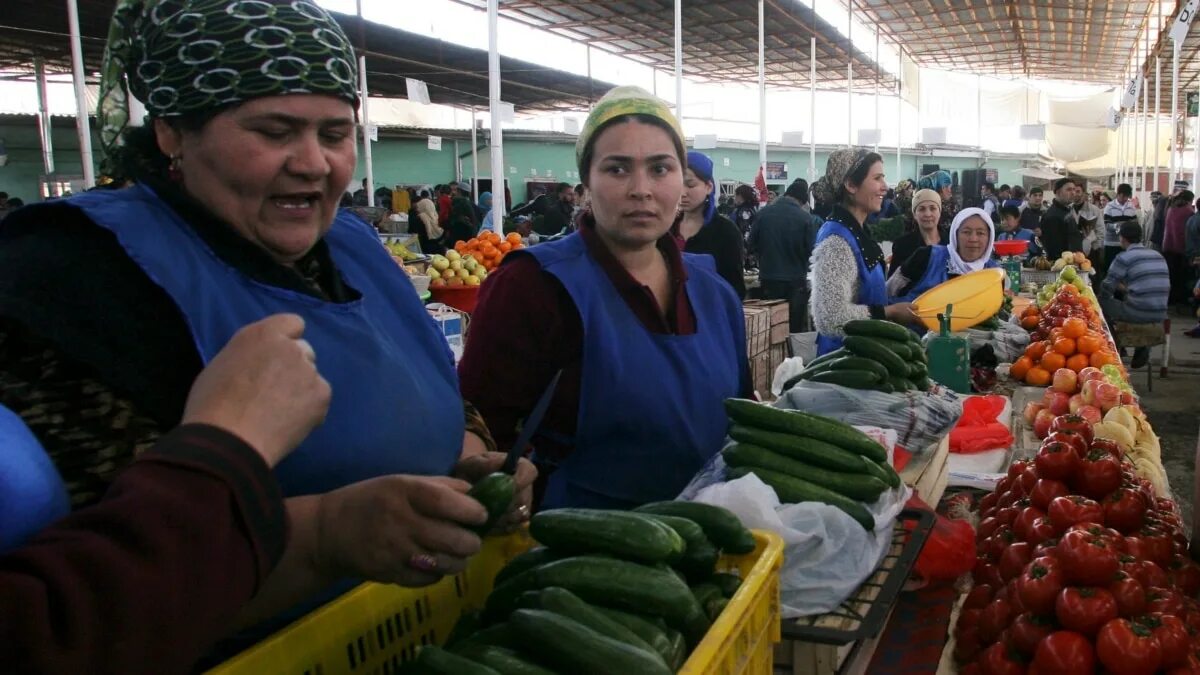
[[501, 369, 563, 474]]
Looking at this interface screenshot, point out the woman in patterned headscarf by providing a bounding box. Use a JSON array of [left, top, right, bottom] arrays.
[[809, 148, 923, 355], [0, 0, 534, 651], [460, 86, 749, 510]]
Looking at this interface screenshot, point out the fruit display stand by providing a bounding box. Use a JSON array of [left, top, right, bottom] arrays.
[[208, 530, 785, 675]]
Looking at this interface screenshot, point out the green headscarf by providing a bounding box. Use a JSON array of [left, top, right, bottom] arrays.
[[98, 0, 360, 169], [575, 85, 684, 176]]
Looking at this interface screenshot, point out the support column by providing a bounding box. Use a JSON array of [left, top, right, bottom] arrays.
[[1171, 43, 1179, 187], [846, 3, 852, 145], [1155, 56, 1162, 192], [674, 0, 682, 119], [66, 0, 95, 188], [34, 57, 55, 176], [758, 0, 767, 188], [488, 0, 506, 229]]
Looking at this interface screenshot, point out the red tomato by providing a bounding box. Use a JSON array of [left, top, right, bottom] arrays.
[[1018, 468, 1040, 495], [1035, 442, 1080, 481], [985, 526, 1019, 559], [978, 516, 1002, 542], [1029, 479, 1071, 511], [1167, 555, 1200, 597], [1104, 488, 1148, 534], [1033, 630, 1096, 675], [1056, 586, 1118, 637], [980, 641, 1028, 675], [1008, 459, 1031, 479], [1049, 414, 1094, 444], [1132, 528, 1174, 567], [975, 560, 1005, 589], [1057, 529, 1120, 586], [1096, 618, 1162, 675], [955, 622, 983, 663], [964, 584, 996, 610], [995, 507, 1020, 528], [1142, 613, 1191, 668], [1013, 508, 1047, 543], [1044, 430, 1089, 459], [1047, 496, 1105, 534], [1108, 572, 1148, 617], [1073, 450, 1123, 500], [1000, 542, 1036, 583], [960, 663, 983, 675], [1019, 556, 1067, 615], [1124, 558, 1169, 590], [1066, 522, 1123, 542], [1033, 536, 1060, 559], [998, 490, 1021, 510], [1091, 437, 1123, 460], [981, 492, 1000, 516], [1147, 587, 1188, 616], [1008, 612, 1056, 657], [980, 596, 1016, 643]]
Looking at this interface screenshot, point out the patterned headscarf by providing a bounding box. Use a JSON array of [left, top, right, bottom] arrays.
[[918, 170, 953, 191], [98, 0, 360, 168], [685, 150, 718, 225], [576, 86, 684, 174], [810, 147, 873, 207]]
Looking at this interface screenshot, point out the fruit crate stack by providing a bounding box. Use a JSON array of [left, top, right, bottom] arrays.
[[743, 300, 790, 400]]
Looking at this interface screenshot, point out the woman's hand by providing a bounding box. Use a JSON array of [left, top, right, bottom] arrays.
[[453, 451, 538, 533], [312, 475, 488, 587], [883, 302, 920, 327]]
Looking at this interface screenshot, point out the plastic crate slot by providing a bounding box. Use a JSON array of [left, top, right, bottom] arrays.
[[345, 642, 357, 669], [357, 635, 368, 664], [414, 598, 424, 624], [385, 617, 395, 643], [376, 623, 386, 649]]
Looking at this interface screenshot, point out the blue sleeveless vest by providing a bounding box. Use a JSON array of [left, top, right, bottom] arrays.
[[523, 233, 744, 509], [67, 184, 462, 496], [0, 404, 69, 552], [813, 221, 888, 356]]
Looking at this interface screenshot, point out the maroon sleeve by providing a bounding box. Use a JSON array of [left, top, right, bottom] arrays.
[[0, 423, 287, 675], [459, 255, 582, 451]]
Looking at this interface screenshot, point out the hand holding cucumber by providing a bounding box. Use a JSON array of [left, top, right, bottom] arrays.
[[314, 474, 488, 587], [454, 451, 538, 533]]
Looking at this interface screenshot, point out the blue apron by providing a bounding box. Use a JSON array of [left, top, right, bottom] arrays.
[[524, 233, 744, 509], [0, 404, 69, 552], [814, 221, 888, 356], [890, 246, 1001, 304], [68, 184, 462, 496]]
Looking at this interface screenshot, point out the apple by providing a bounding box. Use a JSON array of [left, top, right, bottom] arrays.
[[1068, 394, 1087, 414], [1045, 391, 1072, 416], [1052, 368, 1079, 394], [449, 259, 464, 272], [430, 277, 447, 288], [1085, 381, 1120, 412], [1076, 405, 1102, 425], [432, 257, 450, 272], [1078, 367, 1105, 384], [1023, 402, 1046, 425], [447, 277, 464, 287], [1034, 409, 1057, 439], [1091, 438, 1122, 460], [1119, 390, 1136, 405]]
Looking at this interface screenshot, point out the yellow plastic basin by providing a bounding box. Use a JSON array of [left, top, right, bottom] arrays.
[[912, 268, 1006, 332]]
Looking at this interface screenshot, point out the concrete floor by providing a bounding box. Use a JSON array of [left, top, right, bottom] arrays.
[[1133, 316, 1200, 532]]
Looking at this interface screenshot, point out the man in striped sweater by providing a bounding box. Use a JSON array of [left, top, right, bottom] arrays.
[[1102, 183, 1140, 276], [1101, 223, 1170, 368]]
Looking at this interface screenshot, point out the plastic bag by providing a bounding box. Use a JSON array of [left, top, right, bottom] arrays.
[[966, 321, 1030, 363], [772, 357, 806, 398], [775, 382, 963, 456], [681, 454, 911, 618], [949, 395, 1014, 454], [907, 496, 976, 583]]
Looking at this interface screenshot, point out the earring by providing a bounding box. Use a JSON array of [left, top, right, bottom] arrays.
[[168, 154, 183, 182]]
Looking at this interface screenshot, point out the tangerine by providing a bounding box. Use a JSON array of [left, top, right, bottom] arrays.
[[1025, 367, 1052, 386], [1026, 340, 1049, 361], [1021, 315, 1040, 330], [1040, 352, 1066, 372], [506, 232, 522, 244], [1062, 317, 1088, 339], [1011, 356, 1033, 381], [1066, 354, 1090, 372], [1090, 351, 1118, 368], [1076, 334, 1103, 355], [498, 241, 513, 253], [1052, 337, 1076, 356]]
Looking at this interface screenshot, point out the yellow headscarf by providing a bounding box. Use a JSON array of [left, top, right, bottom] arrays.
[[575, 86, 684, 175]]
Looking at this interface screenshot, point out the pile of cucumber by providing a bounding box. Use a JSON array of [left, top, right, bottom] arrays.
[[722, 398, 902, 531], [787, 319, 931, 393], [413, 502, 757, 674]]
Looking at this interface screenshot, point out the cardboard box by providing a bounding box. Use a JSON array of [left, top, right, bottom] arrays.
[[746, 299, 790, 345]]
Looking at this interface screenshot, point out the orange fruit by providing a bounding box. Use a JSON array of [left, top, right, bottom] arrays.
[[1076, 334, 1103, 355], [1026, 367, 1052, 386], [506, 232, 522, 244], [1060, 284, 1079, 296], [1052, 337, 1076, 356], [1066, 354, 1090, 372], [1025, 341, 1048, 362], [1021, 315, 1040, 330], [498, 241, 513, 253], [1011, 356, 1033, 381], [1040, 352, 1066, 372], [1022, 305, 1040, 319], [471, 252, 485, 265], [1062, 318, 1088, 339], [1090, 351, 1117, 368], [511, 243, 524, 250]]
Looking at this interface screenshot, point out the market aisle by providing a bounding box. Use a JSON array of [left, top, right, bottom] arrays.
[[1138, 364, 1200, 533]]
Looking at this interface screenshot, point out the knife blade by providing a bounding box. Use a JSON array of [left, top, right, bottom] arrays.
[[501, 369, 562, 474]]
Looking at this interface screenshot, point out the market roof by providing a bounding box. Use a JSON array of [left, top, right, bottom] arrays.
[[450, 0, 897, 92], [0, 0, 613, 112], [851, 0, 1157, 85]]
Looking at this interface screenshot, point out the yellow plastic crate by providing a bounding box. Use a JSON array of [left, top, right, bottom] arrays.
[[209, 529, 783, 675]]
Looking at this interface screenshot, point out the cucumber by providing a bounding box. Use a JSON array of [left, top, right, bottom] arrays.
[[728, 424, 872, 474], [449, 623, 520, 653], [722, 443, 887, 501], [632, 501, 756, 555], [494, 547, 566, 587], [842, 336, 909, 376], [843, 318, 913, 343], [859, 455, 901, 489], [916, 376, 932, 391], [454, 646, 558, 675], [638, 513, 719, 582], [723, 399, 888, 463], [666, 627, 687, 669], [728, 466, 875, 531], [529, 509, 684, 563], [532, 587, 665, 665], [468, 472, 515, 535], [592, 607, 676, 666], [860, 335, 919, 360], [808, 369, 883, 389], [826, 355, 890, 381], [889, 377, 916, 393], [804, 348, 851, 370], [413, 645, 500, 675], [445, 610, 485, 648], [690, 582, 723, 610], [485, 555, 709, 642], [909, 361, 929, 378], [508, 609, 673, 675], [710, 572, 742, 598], [706, 597, 729, 620]]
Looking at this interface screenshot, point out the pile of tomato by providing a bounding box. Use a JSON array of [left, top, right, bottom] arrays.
[[957, 413, 1200, 674]]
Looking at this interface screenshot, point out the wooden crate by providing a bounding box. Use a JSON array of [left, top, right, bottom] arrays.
[[746, 299, 790, 345], [744, 305, 770, 358], [751, 350, 773, 400], [900, 433, 952, 506]]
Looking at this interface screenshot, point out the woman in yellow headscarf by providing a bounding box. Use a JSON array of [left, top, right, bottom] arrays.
[[460, 86, 750, 510]]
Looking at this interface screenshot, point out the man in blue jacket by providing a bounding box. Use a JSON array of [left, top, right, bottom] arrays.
[[749, 179, 824, 332]]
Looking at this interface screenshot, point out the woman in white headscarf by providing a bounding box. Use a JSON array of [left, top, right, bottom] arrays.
[[886, 207, 997, 303], [413, 196, 445, 253]]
